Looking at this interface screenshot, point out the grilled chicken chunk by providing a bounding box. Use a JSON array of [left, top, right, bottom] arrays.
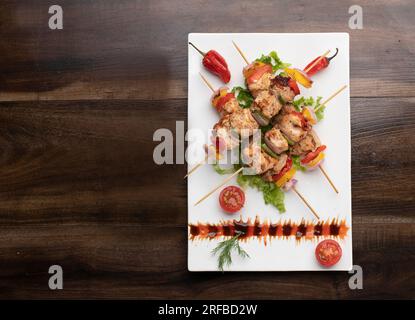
[[261, 153, 289, 182], [247, 73, 273, 98], [270, 75, 296, 103], [252, 90, 282, 119], [290, 130, 321, 156], [212, 115, 240, 150], [221, 98, 240, 116], [276, 112, 310, 143], [280, 103, 296, 115], [212, 109, 260, 150], [264, 127, 289, 154], [242, 143, 288, 175], [229, 108, 259, 136]]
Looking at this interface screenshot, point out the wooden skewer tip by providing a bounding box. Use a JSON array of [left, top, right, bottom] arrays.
[[232, 40, 250, 65], [292, 186, 320, 220], [318, 165, 339, 194], [199, 72, 215, 92], [194, 167, 243, 206]]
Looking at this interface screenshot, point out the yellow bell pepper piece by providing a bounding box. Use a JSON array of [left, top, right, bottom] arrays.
[[212, 87, 229, 107], [302, 106, 317, 125], [276, 167, 297, 188], [284, 68, 313, 88], [307, 152, 325, 168]]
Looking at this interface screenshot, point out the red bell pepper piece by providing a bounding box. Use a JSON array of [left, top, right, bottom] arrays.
[[272, 157, 293, 182], [301, 145, 327, 164], [215, 93, 235, 111], [288, 78, 300, 95]]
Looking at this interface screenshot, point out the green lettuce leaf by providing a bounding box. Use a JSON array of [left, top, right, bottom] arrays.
[[256, 51, 291, 73], [236, 173, 286, 213], [231, 86, 253, 108], [212, 163, 236, 175], [292, 96, 325, 120]]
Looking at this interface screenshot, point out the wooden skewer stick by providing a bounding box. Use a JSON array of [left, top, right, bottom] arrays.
[[318, 165, 339, 194], [292, 186, 320, 219], [315, 85, 347, 112], [184, 74, 217, 179], [199, 72, 215, 92], [318, 164, 338, 194], [194, 167, 244, 206], [184, 154, 208, 179], [303, 50, 331, 73], [197, 48, 336, 207], [232, 41, 250, 65], [313, 84, 347, 193], [231, 42, 342, 194]]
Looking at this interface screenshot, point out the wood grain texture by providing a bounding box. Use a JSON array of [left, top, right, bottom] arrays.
[[1, 0, 415, 101], [0, 0, 414, 299]]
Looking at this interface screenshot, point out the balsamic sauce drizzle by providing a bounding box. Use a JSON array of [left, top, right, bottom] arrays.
[[189, 217, 348, 243]]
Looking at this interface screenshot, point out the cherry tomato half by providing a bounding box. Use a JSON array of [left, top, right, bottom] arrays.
[[219, 186, 245, 214], [315, 239, 342, 267], [301, 145, 327, 164]]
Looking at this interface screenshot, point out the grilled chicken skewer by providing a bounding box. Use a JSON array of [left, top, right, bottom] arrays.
[[194, 75, 320, 219], [195, 137, 320, 219], [264, 86, 347, 194], [233, 41, 342, 193], [185, 73, 259, 178]]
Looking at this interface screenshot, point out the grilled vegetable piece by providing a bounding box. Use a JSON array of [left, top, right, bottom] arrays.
[[251, 110, 270, 126], [211, 87, 239, 115], [304, 151, 325, 170], [284, 67, 313, 88], [302, 106, 318, 125], [243, 62, 273, 85], [301, 145, 327, 165]]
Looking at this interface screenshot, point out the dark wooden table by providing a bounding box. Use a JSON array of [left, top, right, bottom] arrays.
[[0, 0, 414, 299]]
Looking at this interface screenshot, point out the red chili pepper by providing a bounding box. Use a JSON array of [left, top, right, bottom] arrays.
[[304, 48, 339, 77], [189, 42, 231, 83]]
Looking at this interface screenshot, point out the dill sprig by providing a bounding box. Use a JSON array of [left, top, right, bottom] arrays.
[[212, 231, 250, 271]]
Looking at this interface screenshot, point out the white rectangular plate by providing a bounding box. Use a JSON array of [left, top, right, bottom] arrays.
[[187, 33, 352, 271]]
